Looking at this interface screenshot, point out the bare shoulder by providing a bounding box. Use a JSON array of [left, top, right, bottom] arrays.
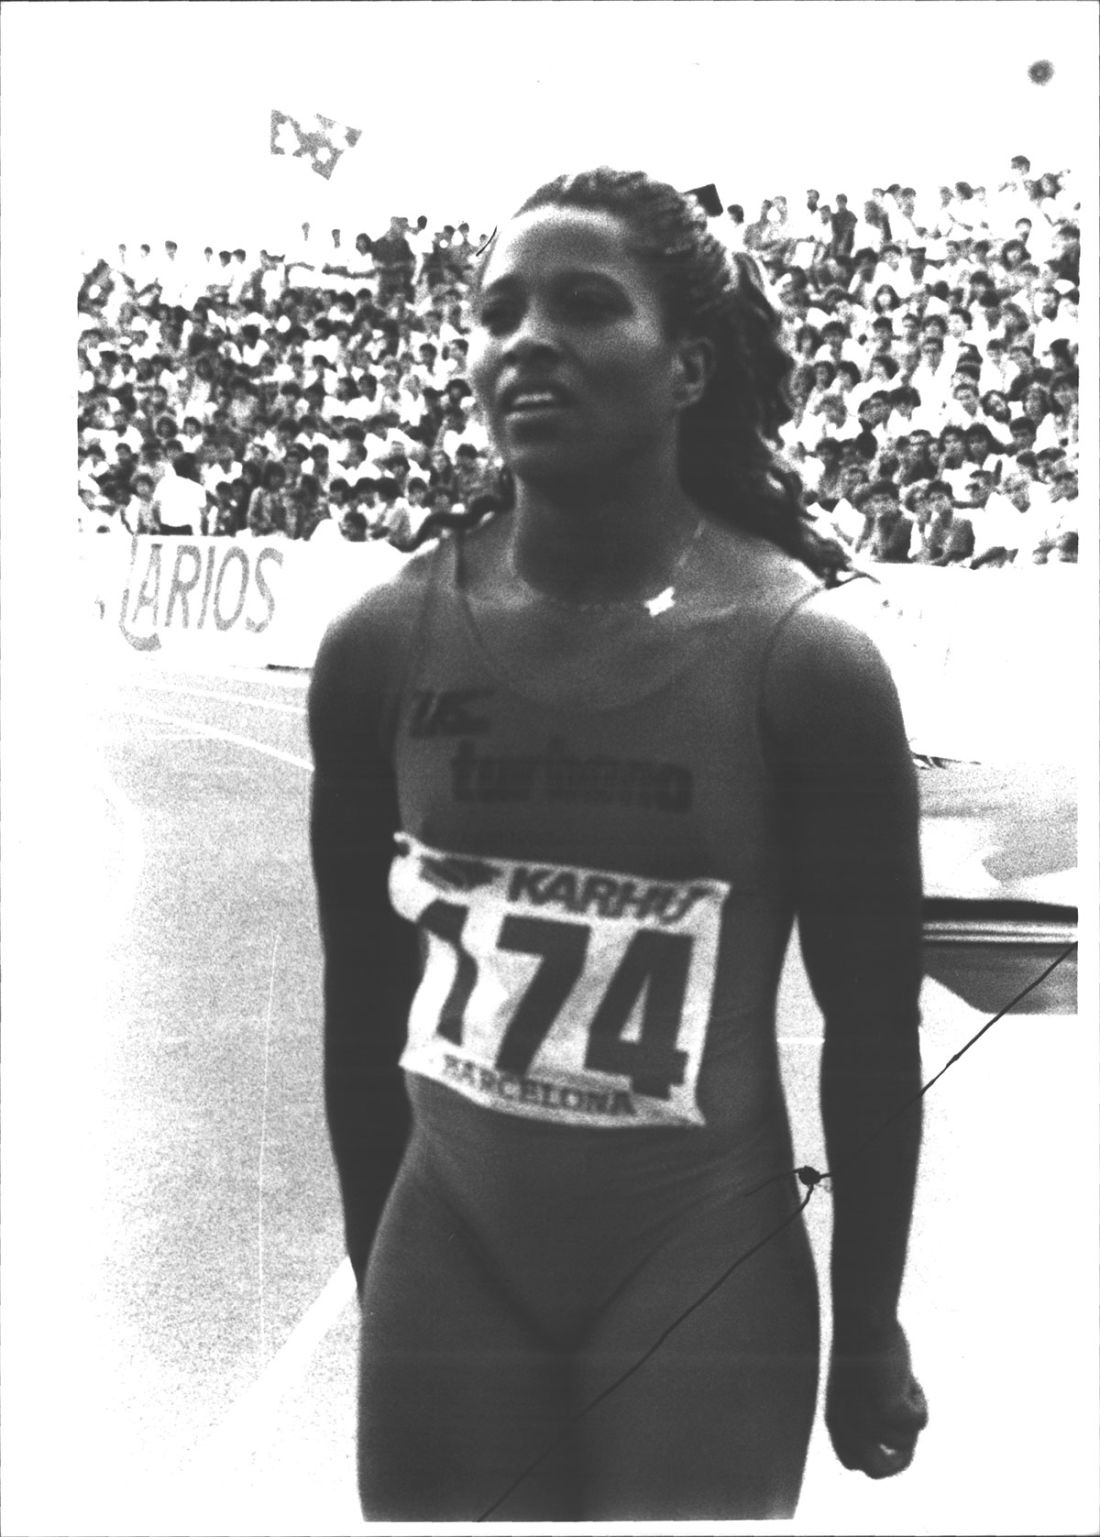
[[308, 544, 439, 756], [769, 570, 899, 665], [762, 578, 909, 763]]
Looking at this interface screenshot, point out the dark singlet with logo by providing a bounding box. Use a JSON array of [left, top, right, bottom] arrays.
[[356, 523, 826, 1520], [386, 524, 822, 1151]]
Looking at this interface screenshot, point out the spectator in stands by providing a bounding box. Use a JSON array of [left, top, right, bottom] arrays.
[[340, 508, 369, 542], [123, 473, 161, 534], [76, 159, 1080, 563], [855, 480, 911, 562], [246, 461, 290, 537], [896, 431, 937, 488], [829, 193, 857, 258], [907, 332, 953, 415], [818, 462, 870, 549], [373, 217, 416, 304], [936, 426, 972, 499], [1007, 416, 1038, 460], [202, 440, 243, 498], [1048, 372, 1078, 452], [912, 482, 974, 565], [1021, 382, 1056, 448], [285, 472, 322, 541], [209, 480, 240, 536], [154, 452, 208, 534]]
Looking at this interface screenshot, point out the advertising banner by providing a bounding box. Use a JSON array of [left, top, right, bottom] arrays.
[[92, 537, 1081, 765], [110, 535, 409, 664]]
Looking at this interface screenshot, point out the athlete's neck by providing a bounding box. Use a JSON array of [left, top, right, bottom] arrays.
[[510, 461, 704, 606]]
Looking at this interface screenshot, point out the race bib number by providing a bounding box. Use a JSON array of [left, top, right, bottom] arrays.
[[390, 833, 729, 1127]]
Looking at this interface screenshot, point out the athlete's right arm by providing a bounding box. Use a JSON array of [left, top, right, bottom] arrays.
[[308, 593, 423, 1289]]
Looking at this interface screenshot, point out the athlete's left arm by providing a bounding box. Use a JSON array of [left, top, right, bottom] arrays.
[[761, 594, 929, 1480]]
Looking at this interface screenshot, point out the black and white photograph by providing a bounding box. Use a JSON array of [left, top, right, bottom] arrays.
[[2, 2, 1097, 1532]]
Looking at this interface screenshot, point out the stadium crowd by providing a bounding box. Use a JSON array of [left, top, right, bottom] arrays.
[[77, 155, 1080, 565]]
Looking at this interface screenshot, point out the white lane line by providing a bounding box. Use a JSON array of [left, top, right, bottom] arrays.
[[122, 678, 307, 716], [257, 934, 280, 1360], [116, 704, 313, 773], [105, 731, 208, 744], [195, 1261, 357, 1461], [117, 698, 353, 1462]]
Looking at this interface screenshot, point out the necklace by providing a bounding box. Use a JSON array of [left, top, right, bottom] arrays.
[[507, 516, 705, 618]]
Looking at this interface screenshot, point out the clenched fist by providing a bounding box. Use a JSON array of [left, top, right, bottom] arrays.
[[826, 1319, 928, 1478]]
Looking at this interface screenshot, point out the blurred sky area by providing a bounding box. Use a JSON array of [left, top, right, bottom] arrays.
[[3, 1, 1097, 252]]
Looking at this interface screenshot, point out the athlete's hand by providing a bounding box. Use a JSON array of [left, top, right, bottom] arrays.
[[825, 1320, 928, 1478]]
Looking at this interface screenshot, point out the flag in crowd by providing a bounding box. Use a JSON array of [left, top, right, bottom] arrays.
[[270, 109, 362, 180]]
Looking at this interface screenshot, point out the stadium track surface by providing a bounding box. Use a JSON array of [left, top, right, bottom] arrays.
[[3, 655, 1093, 1536]]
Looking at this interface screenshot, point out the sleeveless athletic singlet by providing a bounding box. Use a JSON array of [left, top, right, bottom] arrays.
[[384, 523, 822, 1179], [357, 523, 824, 1519]]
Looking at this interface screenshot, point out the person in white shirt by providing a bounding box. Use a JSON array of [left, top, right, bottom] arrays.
[[406, 216, 436, 286], [783, 191, 821, 266], [411, 342, 447, 392], [962, 422, 1007, 486], [236, 325, 270, 373], [201, 443, 244, 497], [870, 246, 915, 301], [813, 320, 865, 371], [805, 395, 860, 456], [154, 453, 210, 534], [439, 402, 491, 457], [339, 233, 376, 296], [908, 334, 954, 414], [308, 509, 346, 546], [850, 352, 898, 415], [178, 417, 205, 456], [224, 249, 251, 306], [155, 241, 188, 309], [360, 416, 398, 467], [320, 377, 363, 427], [109, 350, 139, 393], [937, 307, 971, 367], [934, 426, 975, 501], [853, 390, 894, 464], [256, 250, 288, 307], [979, 471, 1054, 565], [941, 376, 983, 432], [715, 204, 747, 258], [337, 442, 373, 492], [992, 156, 1032, 225], [966, 472, 1016, 566], [820, 462, 872, 550], [851, 200, 890, 258], [126, 320, 159, 363], [1033, 291, 1074, 363], [103, 409, 146, 460], [801, 359, 839, 419], [395, 372, 428, 433], [1019, 384, 1059, 454]]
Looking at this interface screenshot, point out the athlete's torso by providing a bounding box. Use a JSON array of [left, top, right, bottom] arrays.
[[373, 516, 820, 1182]]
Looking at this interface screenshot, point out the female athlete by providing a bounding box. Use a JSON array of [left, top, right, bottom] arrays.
[[309, 167, 928, 1521]]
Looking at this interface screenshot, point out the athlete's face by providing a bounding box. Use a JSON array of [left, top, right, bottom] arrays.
[[469, 207, 709, 482]]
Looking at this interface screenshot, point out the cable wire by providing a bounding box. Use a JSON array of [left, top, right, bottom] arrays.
[[474, 936, 1077, 1520], [477, 1189, 815, 1521]]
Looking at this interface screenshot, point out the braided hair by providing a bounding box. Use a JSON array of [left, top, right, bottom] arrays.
[[437, 168, 849, 581], [530, 170, 851, 579]]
